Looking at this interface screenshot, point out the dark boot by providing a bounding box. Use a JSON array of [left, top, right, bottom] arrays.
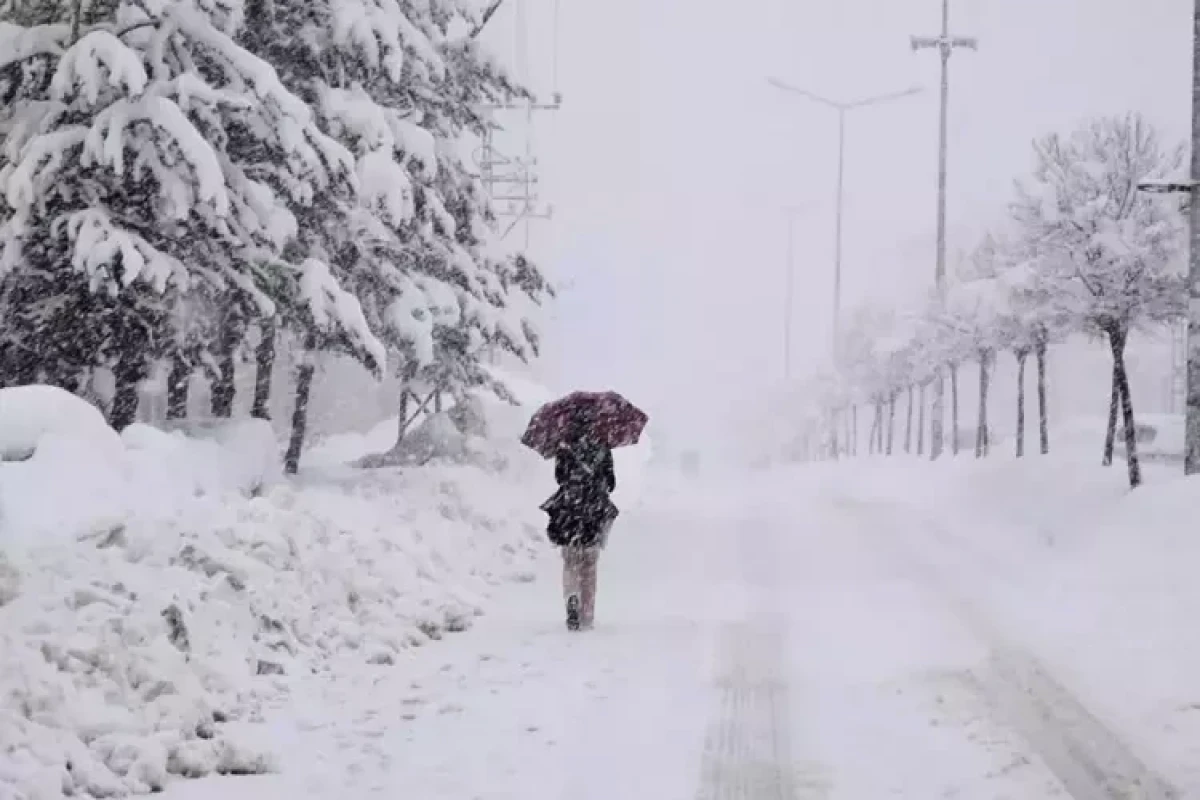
[[566, 594, 581, 631]]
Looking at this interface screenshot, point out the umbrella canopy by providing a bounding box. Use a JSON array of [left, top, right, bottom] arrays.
[[521, 391, 648, 459]]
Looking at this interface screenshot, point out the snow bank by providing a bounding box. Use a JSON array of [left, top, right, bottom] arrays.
[[0, 381, 548, 799], [1, 400, 281, 551], [0, 385, 121, 463]]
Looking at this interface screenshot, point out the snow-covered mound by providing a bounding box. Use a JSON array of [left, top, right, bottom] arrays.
[[0, 384, 549, 799], [0, 385, 121, 462], [1, 398, 281, 552]]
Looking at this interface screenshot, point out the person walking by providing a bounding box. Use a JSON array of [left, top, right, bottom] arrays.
[[521, 390, 647, 631], [541, 423, 618, 631]]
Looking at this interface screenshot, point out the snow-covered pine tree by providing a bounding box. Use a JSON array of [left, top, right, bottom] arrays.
[[0, 0, 381, 430], [1011, 113, 1186, 487], [238, 0, 551, 440]]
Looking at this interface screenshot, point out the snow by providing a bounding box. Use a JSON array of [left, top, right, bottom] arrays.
[[0, 22, 69, 70], [0, 382, 554, 799], [0, 385, 121, 463], [83, 446, 1180, 799], [12, 377, 1200, 798], [49, 31, 148, 106], [299, 258, 388, 374], [61, 208, 189, 293], [356, 149, 415, 225], [84, 95, 230, 216]]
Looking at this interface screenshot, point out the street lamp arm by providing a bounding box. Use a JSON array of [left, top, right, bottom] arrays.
[[845, 85, 924, 109], [766, 77, 844, 109]]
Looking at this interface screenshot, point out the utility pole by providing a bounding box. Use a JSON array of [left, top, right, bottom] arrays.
[[1187, 0, 1200, 474], [1135, 0, 1199, 472], [478, 95, 561, 243], [911, 0, 977, 460], [767, 78, 921, 354], [475, 0, 564, 245]]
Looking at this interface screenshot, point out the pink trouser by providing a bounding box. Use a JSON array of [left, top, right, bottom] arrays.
[[562, 545, 600, 626]]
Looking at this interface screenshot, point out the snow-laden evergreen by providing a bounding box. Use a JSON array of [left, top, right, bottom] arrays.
[[0, 0, 550, 464], [0, 0, 385, 432], [237, 0, 550, 424]]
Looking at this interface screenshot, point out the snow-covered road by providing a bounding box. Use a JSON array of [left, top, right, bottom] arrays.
[[165, 474, 1179, 799]]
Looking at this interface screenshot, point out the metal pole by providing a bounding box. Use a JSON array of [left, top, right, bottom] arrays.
[[911, 0, 976, 461], [833, 109, 846, 351], [929, 8, 951, 461], [785, 210, 796, 380], [1186, 0, 1200, 474], [767, 79, 921, 356], [934, 0, 950, 291]]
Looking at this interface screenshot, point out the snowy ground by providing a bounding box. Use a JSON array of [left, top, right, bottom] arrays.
[[6, 384, 1197, 798], [143, 451, 1198, 800]]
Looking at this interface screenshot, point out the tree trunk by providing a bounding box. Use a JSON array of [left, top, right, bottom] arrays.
[[876, 402, 885, 452], [976, 354, 991, 458], [905, 385, 914, 453], [868, 405, 879, 455], [396, 389, 411, 446], [917, 383, 927, 455], [950, 363, 960, 455], [1015, 350, 1028, 458], [251, 319, 276, 420], [1103, 358, 1119, 467], [210, 315, 241, 418], [167, 354, 190, 420], [1037, 340, 1049, 455], [110, 351, 146, 431], [887, 393, 897, 455], [830, 409, 839, 461], [1110, 327, 1142, 489], [284, 344, 317, 476]]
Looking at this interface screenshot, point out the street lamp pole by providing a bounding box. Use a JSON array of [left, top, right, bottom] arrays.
[[767, 79, 922, 354], [784, 207, 797, 380], [911, 0, 977, 460]]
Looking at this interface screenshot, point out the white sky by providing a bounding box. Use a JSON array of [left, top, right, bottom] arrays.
[[482, 0, 1193, 449]]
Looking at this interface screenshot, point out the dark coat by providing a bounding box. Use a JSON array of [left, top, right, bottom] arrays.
[[540, 438, 618, 548]]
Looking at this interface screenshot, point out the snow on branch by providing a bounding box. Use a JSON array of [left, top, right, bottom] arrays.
[[55, 207, 189, 293], [0, 21, 69, 69], [82, 95, 231, 215], [357, 149, 415, 225], [3, 127, 88, 210], [299, 257, 387, 375], [49, 30, 148, 106]]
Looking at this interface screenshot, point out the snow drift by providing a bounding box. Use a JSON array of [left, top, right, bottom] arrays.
[[0, 380, 552, 799]]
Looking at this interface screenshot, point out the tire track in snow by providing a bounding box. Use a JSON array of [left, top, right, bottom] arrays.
[[831, 493, 1180, 800], [694, 518, 831, 800], [697, 620, 830, 800]]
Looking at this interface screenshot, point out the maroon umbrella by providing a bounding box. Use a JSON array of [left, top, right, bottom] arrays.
[[521, 391, 649, 459]]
